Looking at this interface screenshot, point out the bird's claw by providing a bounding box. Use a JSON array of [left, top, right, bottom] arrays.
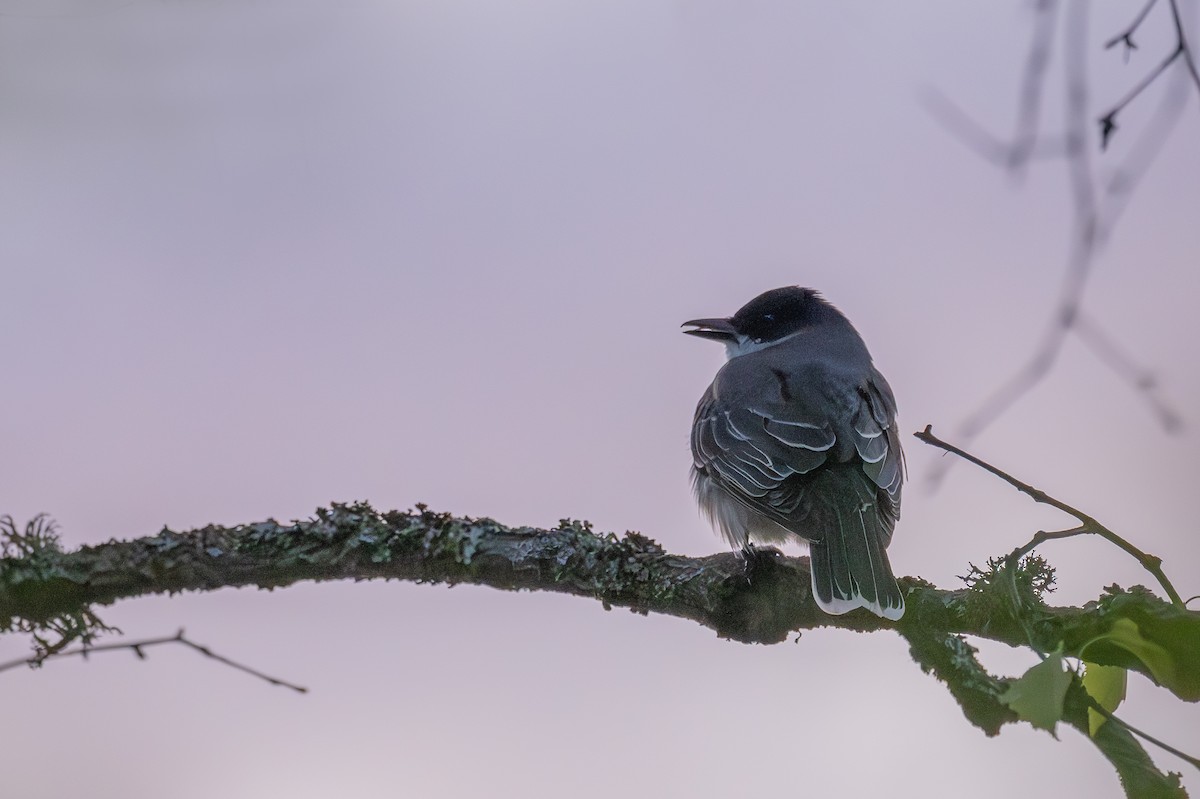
[[739, 542, 779, 584]]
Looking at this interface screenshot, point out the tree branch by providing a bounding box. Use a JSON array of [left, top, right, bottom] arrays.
[[0, 501, 1192, 795], [0, 503, 1180, 689]]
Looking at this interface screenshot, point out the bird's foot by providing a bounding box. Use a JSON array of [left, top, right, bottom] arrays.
[[738, 543, 780, 584]]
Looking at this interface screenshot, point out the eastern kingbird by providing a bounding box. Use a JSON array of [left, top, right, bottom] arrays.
[[684, 286, 905, 620]]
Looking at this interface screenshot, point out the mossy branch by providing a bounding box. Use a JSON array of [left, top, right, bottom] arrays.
[[0, 504, 1170, 659], [0, 502, 1192, 797]]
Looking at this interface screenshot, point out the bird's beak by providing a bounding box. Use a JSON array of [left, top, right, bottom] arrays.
[[682, 317, 738, 342]]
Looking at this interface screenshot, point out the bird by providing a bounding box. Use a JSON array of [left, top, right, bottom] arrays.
[[683, 286, 905, 620]]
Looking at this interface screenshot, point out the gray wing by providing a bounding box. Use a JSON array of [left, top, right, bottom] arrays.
[[690, 363, 902, 533], [850, 369, 904, 523]]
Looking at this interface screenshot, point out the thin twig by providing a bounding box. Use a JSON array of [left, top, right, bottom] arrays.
[[926, 1, 1190, 488], [998, 526, 1091, 654], [919, 1, 1062, 171], [1015, 525, 1095, 558], [948, 321, 1065, 445], [929, 1, 1096, 483], [915, 425, 1185, 607], [1167, 0, 1200, 93], [1084, 690, 1200, 770], [1099, 45, 1185, 148], [1074, 312, 1183, 431], [0, 628, 308, 693], [1009, 0, 1062, 173], [1099, 0, 1200, 147], [1100, 50, 1193, 220], [1104, 0, 1160, 51], [919, 90, 1070, 166]]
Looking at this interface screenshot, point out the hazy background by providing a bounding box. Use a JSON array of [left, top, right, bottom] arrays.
[[1, 1, 1197, 796]]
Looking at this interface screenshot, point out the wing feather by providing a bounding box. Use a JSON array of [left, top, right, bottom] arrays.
[[692, 364, 903, 534]]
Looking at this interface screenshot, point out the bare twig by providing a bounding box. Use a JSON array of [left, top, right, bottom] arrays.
[[1105, 0, 1161, 53], [1099, 0, 1200, 147], [925, 0, 1190, 487], [1100, 46, 1187, 148], [0, 628, 308, 693], [919, 89, 1054, 165], [1168, 0, 1200, 89], [919, 0, 1062, 170], [1085, 693, 1200, 770], [1011, 0, 1063, 173], [916, 424, 1185, 607], [1074, 312, 1184, 431]]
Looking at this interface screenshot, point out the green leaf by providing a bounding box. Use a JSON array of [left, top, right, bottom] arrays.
[[1102, 617, 1197, 701], [1081, 662, 1127, 737], [1088, 592, 1200, 702], [1000, 650, 1071, 737]]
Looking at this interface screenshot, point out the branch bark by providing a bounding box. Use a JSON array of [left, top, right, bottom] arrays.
[[0, 503, 1187, 797]]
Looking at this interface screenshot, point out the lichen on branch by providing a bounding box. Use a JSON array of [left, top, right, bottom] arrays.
[[0, 500, 1193, 797]]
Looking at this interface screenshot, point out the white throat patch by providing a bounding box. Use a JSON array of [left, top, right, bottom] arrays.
[[724, 329, 804, 360]]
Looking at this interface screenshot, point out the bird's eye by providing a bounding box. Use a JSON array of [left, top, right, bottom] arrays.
[[763, 313, 774, 322]]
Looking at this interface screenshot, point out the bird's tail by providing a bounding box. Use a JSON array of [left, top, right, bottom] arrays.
[[806, 472, 904, 620]]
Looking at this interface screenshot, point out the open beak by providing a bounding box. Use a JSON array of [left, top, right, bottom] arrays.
[[682, 317, 738, 342]]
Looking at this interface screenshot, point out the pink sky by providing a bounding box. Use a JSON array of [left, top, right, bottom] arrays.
[[1, 1, 1197, 796]]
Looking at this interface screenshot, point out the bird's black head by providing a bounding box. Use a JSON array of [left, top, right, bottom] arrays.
[[729, 286, 831, 343], [683, 286, 836, 348]]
